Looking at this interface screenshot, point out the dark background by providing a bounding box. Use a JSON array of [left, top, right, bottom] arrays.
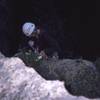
[[0, 0, 99, 61]]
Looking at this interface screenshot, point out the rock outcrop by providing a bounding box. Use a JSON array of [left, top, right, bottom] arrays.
[[14, 50, 100, 98], [35, 58, 100, 98], [0, 57, 66, 100], [0, 53, 100, 100]]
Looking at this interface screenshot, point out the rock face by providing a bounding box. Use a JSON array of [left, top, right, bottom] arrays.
[[14, 50, 100, 98], [54, 59, 100, 98], [0, 57, 65, 100], [0, 54, 97, 100], [0, 53, 100, 100], [35, 58, 100, 98]]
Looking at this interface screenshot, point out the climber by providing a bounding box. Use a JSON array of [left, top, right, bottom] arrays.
[[21, 22, 61, 59]]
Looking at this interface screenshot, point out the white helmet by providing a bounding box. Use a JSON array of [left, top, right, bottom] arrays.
[[22, 22, 36, 36]]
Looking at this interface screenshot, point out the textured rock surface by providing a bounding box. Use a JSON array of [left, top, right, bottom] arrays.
[[0, 57, 66, 100], [14, 50, 100, 98], [54, 59, 100, 98], [36, 58, 100, 98], [0, 53, 99, 100]]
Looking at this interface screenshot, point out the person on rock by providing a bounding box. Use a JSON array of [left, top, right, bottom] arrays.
[[21, 22, 61, 59]]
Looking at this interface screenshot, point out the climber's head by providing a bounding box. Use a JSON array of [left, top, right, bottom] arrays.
[[22, 22, 40, 37]]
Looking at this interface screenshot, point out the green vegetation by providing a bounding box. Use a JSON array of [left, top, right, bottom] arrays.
[[14, 49, 42, 67]]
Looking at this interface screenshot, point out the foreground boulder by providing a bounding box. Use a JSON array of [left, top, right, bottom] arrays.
[[35, 58, 100, 98], [1, 55, 98, 100], [54, 59, 100, 98], [14, 50, 100, 98], [0, 57, 66, 100]]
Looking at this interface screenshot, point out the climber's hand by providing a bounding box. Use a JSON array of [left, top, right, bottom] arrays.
[[40, 50, 48, 59], [28, 40, 34, 47]]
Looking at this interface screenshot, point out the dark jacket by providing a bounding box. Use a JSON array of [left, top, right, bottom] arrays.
[[20, 31, 61, 57]]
